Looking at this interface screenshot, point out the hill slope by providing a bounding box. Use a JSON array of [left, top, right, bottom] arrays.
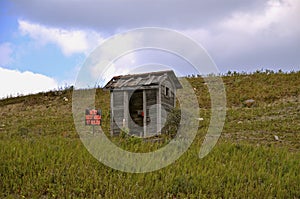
[[0, 72, 299, 198]]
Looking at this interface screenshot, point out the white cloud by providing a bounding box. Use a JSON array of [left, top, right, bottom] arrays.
[[11, 0, 264, 32], [0, 67, 58, 98], [18, 20, 104, 56], [220, 0, 300, 37], [0, 43, 13, 66], [183, 0, 300, 70], [81, 32, 141, 87], [188, 0, 300, 43], [11, 0, 299, 75], [100, 53, 136, 85]]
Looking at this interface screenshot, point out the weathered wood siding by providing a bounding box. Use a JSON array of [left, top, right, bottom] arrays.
[[110, 78, 178, 137], [111, 91, 124, 135], [160, 79, 176, 128], [145, 89, 157, 136]]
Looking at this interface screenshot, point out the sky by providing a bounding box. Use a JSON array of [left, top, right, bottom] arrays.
[[0, 0, 299, 98]]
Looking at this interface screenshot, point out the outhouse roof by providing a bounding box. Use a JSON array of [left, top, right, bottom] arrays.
[[104, 70, 182, 90]]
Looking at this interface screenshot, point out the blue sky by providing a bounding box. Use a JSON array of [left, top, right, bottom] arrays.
[[0, 0, 299, 98]]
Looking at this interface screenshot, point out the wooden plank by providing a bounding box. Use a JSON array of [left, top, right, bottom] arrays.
[[112, 85, 159, 91], [144, 75, 155, 85], [143, 89, 147, 137], [113, 91, 124, 106], [157, 87, 161, 134], [173, 89, 176, 107], [110, 92, 114, 136], [118, 77, 134, 87], [146, 89, 157, 106], [124, 91, 128, 128]]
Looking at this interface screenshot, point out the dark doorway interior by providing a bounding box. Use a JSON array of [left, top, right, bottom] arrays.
[[129, 90, 143, 127]]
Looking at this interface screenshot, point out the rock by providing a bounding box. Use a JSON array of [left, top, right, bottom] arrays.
[[63, 97, 69, 102], [54, 91, 63, 96], [237, 121, 243, 124], [274, 135, 279, 141], [244, 99, 255, 107]]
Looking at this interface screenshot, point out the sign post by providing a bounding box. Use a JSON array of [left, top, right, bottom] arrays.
[[85, 109, 102, 134]]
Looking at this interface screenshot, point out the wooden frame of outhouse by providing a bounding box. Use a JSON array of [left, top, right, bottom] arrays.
[[104, 70, 182, 137]]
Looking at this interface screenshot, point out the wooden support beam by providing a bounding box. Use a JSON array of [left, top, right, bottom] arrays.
[[173, 88, 177, 107], [110, 91, 114, 136], [157, 87, 161, 134], [143, 89, 147, 137], [123, 91, 128, 129]]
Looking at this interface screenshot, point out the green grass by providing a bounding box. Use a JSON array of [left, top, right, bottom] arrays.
[[1, 138, 299, 198], [0, 71, 299, 198]]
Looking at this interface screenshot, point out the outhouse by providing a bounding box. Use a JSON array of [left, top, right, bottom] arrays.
[[104, 70, 182, 137]]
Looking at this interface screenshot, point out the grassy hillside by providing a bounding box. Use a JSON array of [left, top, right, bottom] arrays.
[[0, 71, 299, 198]]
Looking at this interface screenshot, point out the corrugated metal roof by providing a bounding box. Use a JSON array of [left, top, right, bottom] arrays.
[[104, 70, 182, 90]]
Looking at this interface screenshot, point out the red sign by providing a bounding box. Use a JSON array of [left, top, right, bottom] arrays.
[[85, 109, 101, 126]]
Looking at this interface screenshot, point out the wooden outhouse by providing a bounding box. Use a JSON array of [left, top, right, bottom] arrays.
[[104, 70, 182, 137]]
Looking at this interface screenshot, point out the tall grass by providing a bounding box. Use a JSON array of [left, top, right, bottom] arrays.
[[0, 71, 299, 198]]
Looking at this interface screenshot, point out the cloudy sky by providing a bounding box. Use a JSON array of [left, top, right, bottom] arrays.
[[0, 0, 299, 98]]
